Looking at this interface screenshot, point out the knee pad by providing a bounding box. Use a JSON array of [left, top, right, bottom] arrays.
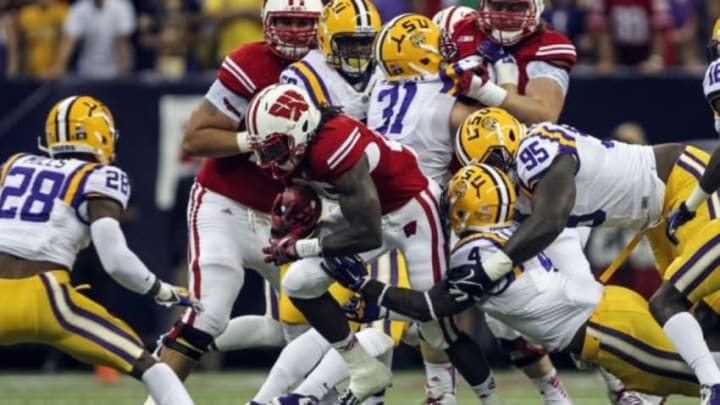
[[162, 321, 215, 361], [418, 317, 461, 350], [282, 262, 329, 299], [499, 337, 547, 368]]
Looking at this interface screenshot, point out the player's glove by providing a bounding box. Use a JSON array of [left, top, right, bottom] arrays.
[[666, 201, 696, 245], [263, 236, 300, 265], [153, 281, 204, 312], [477, 40, 509, 63], [342, 294, 388, 323], [320, 255, 370, 292], [477, 40, 519, 86], [444, 56, 508, 107], [446, 263, 496, 301]]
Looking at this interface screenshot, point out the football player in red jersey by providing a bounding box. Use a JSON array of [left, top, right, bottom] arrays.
[[147, 0, 323, 390], [246, 83, 449, 404], [450, 0, 575, 124]]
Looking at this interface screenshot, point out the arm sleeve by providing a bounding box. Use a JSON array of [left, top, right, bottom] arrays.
[[82, 165, 131, 209], [526, 61, 570, 96], [91, 217, 157, 295]]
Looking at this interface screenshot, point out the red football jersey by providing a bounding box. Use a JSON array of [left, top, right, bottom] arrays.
[[301, 114, 429, 214], [451, 17, 577, 93], [196, 42, 288, 214]]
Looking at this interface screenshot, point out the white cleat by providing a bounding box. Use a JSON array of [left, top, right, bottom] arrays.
[[336, 358, 392, 405], [608, 390, 666, 405]]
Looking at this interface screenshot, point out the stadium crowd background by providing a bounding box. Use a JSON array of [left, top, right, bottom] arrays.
[[0, 0, 718, 376]]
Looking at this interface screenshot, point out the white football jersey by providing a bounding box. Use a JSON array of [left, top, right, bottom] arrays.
[[451, 227, 603, 351], [368, 75, 458, 184], [0, 154, 130, 268], [280, 49, 379, 122], [515, 122, 664, 230], [703, 59, 720, 133]]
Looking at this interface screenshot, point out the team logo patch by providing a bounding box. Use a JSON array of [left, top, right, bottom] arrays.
[[481, 117, 497, 130]]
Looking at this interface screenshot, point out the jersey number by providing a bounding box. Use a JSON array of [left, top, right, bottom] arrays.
[[567, 210, 606, 227], [518, 140, 550, 171], [376, 81, 417, 135], [0, 167, 64, 222], [709, 63, 720, 86]]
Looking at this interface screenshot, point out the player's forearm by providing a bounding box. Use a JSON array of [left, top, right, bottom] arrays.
[[501, 93, 561, 124], [686, 146, 720, 211], [361, 280, 471, 322], [182, 128, 252, 158], [319, 224, 382, 257], [504, 213, 565, 265], [91, 217, 157, 295]]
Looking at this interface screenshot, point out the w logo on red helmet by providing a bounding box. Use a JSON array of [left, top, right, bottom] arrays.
[[288, 0, 305, 5], [268, 90, 310, 122]]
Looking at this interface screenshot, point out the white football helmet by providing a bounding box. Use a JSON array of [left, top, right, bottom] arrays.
[[246, 83, 321, 179], [263, 0, 323, 61], [477, 0, 544, 45], [432, 5, 476, 37]]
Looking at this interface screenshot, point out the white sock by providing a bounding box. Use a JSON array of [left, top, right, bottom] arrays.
[[471, 372, 504, 405], [598, 367, 625, 392], [211, 315, 285, 351], [141, 363, 194, 405], [530, 368, 572, 405], [253, 328, 330, 402], [424, 361, 457, 395], [296, 329, 394, 399], [663, 312, 720, 385]]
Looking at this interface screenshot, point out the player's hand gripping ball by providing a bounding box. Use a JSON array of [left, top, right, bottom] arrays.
[[270, 184, 323, 241]]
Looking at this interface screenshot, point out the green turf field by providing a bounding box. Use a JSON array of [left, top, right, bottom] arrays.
[[0, 370, 699, 404]]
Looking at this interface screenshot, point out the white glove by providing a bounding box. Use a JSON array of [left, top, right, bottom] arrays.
[[493, 55, 519, 87], [153, 281, 204, 312]]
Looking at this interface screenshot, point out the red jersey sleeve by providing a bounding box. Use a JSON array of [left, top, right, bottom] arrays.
[[217, 42, 284, 99], [307, 116, 372, 182], [524, 30, 577, 71]]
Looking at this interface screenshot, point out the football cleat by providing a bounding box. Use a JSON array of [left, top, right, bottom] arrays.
[[424, 385, 458, 405], [269, 393, 320, 405], [701, 384, 720, 405], [608, 389, 665, 405]]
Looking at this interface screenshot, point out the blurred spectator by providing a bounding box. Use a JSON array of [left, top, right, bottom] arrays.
[[51, 0, 136, 79], [202, 0, 262, 65], [0, 0, 19, 78], [666, 0, 704, 72], [16, 0, 67, 78], [543, 0, 594, 65], [136, 0, 199, 77], [588, 0, 672, 74]]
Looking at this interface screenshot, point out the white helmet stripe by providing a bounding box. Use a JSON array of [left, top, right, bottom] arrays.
[[481, 163, 510, 223], [56, 96, 79, 142], [352, 0, 370, 28]]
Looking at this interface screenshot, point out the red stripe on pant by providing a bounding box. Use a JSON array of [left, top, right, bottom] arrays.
[[187, 183, 207, 326], [414, 187, 445, 282]]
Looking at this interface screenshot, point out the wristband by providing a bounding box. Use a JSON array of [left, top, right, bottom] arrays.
[[467, 78, 508, 107], [236, 131, 252, 153], [494, 60, 519, 87], [484, 250, 513, 281], [295, 238, 323, 258], [686, 185, 711, 212]]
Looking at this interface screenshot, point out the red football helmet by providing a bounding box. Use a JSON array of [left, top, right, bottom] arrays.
[[271, 184, 322, 240], [263, 0, 323, 61], [477, 0, 544, 45]]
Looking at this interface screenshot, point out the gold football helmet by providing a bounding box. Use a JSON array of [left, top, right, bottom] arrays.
[[319, 0, 381, 78], [709, 18, 720, 61], [455, 107, 524, 170], [42, 95, 117, 164], [448, 163, 516, 236], [374, 13, 452, 80]]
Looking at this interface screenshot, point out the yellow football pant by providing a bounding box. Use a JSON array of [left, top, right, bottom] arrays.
[[0, 270, 144, 373], [581, 286, 699, 397], [271, 250, 410, 346], [645, 145, 720, 313]]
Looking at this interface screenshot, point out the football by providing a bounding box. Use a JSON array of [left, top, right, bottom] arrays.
[[270, 183, 323, 239]]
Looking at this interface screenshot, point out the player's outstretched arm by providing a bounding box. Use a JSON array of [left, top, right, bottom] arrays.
[[88, 198, 202, 310]]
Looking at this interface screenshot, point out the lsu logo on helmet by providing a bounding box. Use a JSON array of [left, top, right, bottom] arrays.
[[448, 163, 516, 236], [374, 13, 450, 80], [42, 95, 117, 165], [455, 107, 524, 169]]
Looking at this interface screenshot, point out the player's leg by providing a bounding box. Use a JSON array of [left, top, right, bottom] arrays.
[[19, 272, 196, 405], [156, 186, 268, 380], [695, 292, 720, 351], [574, 285, 700, 398], [648, 219, 720, 392], [394, 182, 458, 404], [283, 255, 392, 403]]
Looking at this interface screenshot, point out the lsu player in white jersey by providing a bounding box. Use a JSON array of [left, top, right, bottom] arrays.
[[0, 96, 202, 405], [455, 107, 720, 403], [368, 14, 577, 404], [322, 163, 710, 400], [279, 0, 380, 121]]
